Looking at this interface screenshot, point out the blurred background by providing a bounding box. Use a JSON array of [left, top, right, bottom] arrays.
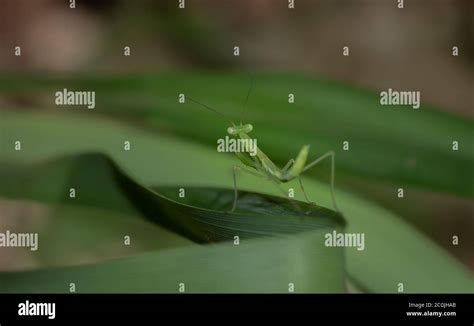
[[0, 0, 473, 272], [1, 0, 473, 115]]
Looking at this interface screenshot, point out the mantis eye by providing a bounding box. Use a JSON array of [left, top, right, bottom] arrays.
[[227, 127, 235, 135]]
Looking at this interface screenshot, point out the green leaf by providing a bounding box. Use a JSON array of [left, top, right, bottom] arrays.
[[0, 230, 344, 293], [1, 110, 472, 293], [0, 153, 345, 293], [1, 72, 472, 196]]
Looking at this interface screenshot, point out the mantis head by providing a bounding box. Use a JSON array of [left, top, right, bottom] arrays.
[[227, 123, 253, 136]]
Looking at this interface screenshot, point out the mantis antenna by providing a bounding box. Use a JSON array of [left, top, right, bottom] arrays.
[[187, 96, 237, 126], [240, 74, 254, 123]]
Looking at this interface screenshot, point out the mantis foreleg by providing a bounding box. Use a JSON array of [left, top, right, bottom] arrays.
[[298, 176, 315, 205], [282, 158, 295, 172], [232, 165, 268, 212]]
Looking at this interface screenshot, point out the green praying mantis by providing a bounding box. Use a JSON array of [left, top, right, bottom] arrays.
[[187, 80, 339, 213]]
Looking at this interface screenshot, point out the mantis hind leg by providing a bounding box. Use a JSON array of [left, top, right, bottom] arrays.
[[302, 150, 339, 212]]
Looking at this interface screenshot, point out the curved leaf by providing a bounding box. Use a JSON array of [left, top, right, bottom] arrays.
[[0, 110, 472, 293], [0, 153, 345, 293]]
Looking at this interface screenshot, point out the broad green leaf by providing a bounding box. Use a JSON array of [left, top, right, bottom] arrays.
[[0, 199, 193, 269], [0, 110, 472, 293], [0, 231, 344, 293], [0, 72, 472, 196], [0, 153, 345, 293]]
